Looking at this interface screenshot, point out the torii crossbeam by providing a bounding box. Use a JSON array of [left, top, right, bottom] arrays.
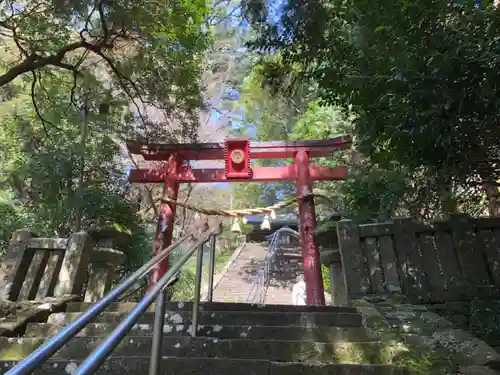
[[127, 136, 351, 306]]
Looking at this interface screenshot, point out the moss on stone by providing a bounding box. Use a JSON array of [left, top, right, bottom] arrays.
[[351, 299, 480, 374], [469, 300, 500, 344], [0, 337, 44, 360], [391, 348, 453, 375], [334, 342, 377, 364], [313, 214, 343, 248]]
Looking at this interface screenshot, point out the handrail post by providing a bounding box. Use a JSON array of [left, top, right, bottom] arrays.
[[72, 226, 219, 375], [149, 287, 167, 375], [191, 242, 204, 337], [206, 235, 216, 302]]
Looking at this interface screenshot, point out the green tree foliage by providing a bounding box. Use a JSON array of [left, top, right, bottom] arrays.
[[230, 58, 314, 208], [235, 56, 489, 222], [0, 0, 210, 138], [0, 0, 212, 271], [241, 0, 497, 220], [0, 71, 151, 269]]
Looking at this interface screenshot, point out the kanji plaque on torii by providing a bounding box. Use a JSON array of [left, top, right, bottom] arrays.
[[127, 136, 351, 306]]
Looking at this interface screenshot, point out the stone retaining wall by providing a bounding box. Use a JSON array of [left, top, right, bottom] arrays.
[[0, 228, 128, 303], [429, 300, 500, 349], [316, 214, 500, 350]]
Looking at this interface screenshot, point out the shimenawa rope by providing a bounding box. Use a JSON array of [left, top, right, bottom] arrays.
[[161, 193, 331, 217]]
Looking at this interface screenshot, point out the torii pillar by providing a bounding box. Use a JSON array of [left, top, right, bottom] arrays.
[[150, 154, 182, 289], [295, 150, 324, 305], [127, 136, 352, 305]]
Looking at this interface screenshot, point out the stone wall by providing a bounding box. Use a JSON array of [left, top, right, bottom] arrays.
[[429, 300, 500, 349], [318, 215, 500, 349], [352, 297, 500, 374], [0, 228, 127, 303]]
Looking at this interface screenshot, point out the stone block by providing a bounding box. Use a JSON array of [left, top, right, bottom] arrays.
[[469, 300, 500, 345], [48, 310, 363, 328], [445, 301, 470, 315], [450, 314, 469, 328], [0, 230, 36, 301], [270, 362, 407, 375], [17, 358, 242, 375], [459, 365, 500, 375], [85, 248, 126, 302], [54, 233, 96, 298], [43, 337, 388, 363], [0, 296, 77, 335], [26, 322, 371, 342], [65, 301, 358, 314]]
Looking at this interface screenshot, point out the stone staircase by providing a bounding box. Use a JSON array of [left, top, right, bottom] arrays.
[[0, 301, 408, 375], [211, 240, 308, 305], [211, 242, 267, 303], [264, 244, 303, 305]]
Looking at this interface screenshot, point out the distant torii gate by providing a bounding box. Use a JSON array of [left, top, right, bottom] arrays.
[[127, 136, 351, 306]]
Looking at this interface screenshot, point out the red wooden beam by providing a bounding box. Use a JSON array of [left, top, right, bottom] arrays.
[[126, 136, 351, 161], [129, 165, 348, 183]]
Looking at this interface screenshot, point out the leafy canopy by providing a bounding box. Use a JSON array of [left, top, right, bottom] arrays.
[[246, 0, 500, 187], [0, 0, 211, 137]]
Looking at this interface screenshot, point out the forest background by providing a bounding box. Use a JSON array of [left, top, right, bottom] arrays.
[[0, 0, 498, 298]]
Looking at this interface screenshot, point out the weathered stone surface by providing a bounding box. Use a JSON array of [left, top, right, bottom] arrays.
[[270, 362, 407, 375], [27, 238, 67, 250], [0, 230, 36, 301], [351, 299, 394, 338], [0, 301, 19, 321], [0, 296, 78, 336], [36, 250, 64, 300], [469, 300, 500, 346], [0, 336, 389, 363], [313, 214, 342, 250], [26, 322, 371, 342], [65, 301, 358, 314], [84, 266, 111, 303], [17, 250, 50, 301], [459, 365, 500, 375], [0, 298, 473, 375], [444, 301, 470, 315], [0, 358, 407, 375], [431, 329, 500, 365], [319, 249, 341, 267], [337, 220, 371, 296], [363, 300, 500, 369], [0, 337, 44, 360], [90, 248, 126, 265], [328, 263, 347, 306], [379, 308, 454, 335], [87, 227, 131, 249], [48, 310, 363, 327], [53, 232, 95, 298]]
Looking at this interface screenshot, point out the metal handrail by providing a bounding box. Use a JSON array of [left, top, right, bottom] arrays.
[[246, 227, 300, 304], [6, 221, 222, 375]]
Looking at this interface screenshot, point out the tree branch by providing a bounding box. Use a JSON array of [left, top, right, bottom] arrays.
[[0, 41, 87, 86]]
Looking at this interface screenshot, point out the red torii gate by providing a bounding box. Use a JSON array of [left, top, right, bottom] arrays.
[[127, 136, 351, 305]]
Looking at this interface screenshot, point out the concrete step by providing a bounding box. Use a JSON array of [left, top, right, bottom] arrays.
[[65, 301, 357, 314], [0, 336, 389, 363], [25, 323, 372, 342], [0, 358, 407, 375], [48, 310, 363, 327]]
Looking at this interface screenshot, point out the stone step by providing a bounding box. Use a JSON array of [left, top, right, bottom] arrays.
[[0, 358, 407, 375], [48, 310, 363, 327], [25, 323, 371, 342], [64, 301, 357, 314], [211, 242, 266, 303], [0, 336, 389, 363]]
